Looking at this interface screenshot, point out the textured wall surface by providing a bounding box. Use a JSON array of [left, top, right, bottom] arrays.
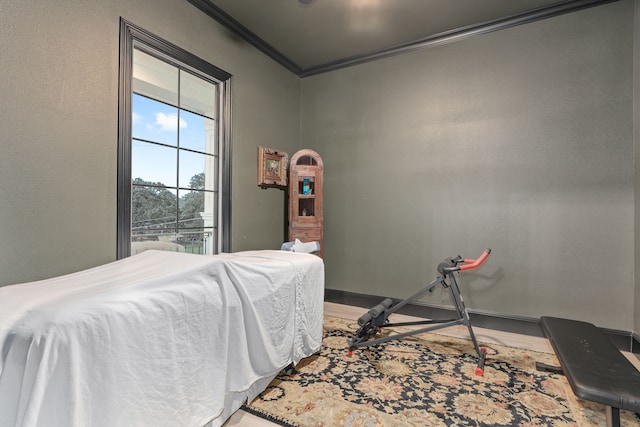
[[1, 0, 637, 332], [301, 1, 634, 330], [0, 0, 300, 286]]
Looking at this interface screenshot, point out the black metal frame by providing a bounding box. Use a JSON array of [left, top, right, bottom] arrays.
[[117, 18, 233, 259]]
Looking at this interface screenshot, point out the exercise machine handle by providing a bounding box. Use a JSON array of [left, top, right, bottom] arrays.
[[438, 248, 491, 275], [460, 249, 491, 271]]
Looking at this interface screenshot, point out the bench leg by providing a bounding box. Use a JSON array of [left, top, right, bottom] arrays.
[[606, 406, 620, 427]]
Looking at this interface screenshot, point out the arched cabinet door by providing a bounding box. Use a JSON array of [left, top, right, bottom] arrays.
[[289, 149, 323, 258]]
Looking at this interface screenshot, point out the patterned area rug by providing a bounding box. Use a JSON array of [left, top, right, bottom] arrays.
[[244, 315, 640, 426]]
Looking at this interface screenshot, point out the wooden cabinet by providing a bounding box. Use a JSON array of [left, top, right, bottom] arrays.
[[289, 149, 323, 257]]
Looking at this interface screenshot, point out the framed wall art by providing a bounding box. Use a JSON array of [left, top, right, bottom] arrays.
[[257, 146, 288, 188]]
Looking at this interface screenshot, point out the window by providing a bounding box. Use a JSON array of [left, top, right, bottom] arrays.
[[118, 19, 232, 258]]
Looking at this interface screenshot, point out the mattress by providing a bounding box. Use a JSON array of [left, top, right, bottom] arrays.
[[0, 250, 324, 427]]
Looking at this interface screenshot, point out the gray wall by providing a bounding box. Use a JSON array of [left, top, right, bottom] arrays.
[[634, 0, 640, 335], [301, 0, 635, 330], [0, 0, 299, 286], [1, 0, 638, 333]]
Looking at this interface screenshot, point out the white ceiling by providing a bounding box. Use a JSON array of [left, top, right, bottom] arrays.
[[193, 0, 613, 75]]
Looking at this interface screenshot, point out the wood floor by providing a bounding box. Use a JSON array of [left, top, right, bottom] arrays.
[[223, 301, 640, 426]]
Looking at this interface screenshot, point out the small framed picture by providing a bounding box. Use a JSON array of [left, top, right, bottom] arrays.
[[257, 146, 288, 188]]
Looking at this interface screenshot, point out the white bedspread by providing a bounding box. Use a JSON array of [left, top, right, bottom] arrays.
[[0, 250, 324, 427]]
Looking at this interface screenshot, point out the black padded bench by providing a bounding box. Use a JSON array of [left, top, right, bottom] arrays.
[[539, 316, 640, 427]]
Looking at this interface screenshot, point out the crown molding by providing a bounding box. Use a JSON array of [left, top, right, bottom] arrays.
[[187, 0, 619, 78]]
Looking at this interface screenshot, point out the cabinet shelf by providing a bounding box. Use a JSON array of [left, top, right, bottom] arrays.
[[289, 150, 323, 258]]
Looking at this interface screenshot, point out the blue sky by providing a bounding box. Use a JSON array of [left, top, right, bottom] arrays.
[[132, 94, 215, 190]]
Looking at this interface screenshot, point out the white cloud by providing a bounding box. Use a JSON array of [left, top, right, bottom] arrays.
[[155, 112, 187, 132], [132, 111, 141, 124]]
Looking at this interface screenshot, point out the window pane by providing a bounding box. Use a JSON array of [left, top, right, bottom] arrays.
[[178, 228, 215, 255], [180, 71, 217, 119], [132, 141, 177, 187], [132, 94, 180, 146], [178, 187, 216, 221], [179, 110, 216, 154], [178, 189, 204, 229], [179, 151, 216, 190], [133, 49, 178, 107], [131, 184, 177, 233]]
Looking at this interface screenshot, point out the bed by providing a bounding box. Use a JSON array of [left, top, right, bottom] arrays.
[[0, 250, 324, 427]]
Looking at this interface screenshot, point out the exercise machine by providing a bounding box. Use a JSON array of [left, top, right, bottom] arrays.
[[347, 249, 492, 376]]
